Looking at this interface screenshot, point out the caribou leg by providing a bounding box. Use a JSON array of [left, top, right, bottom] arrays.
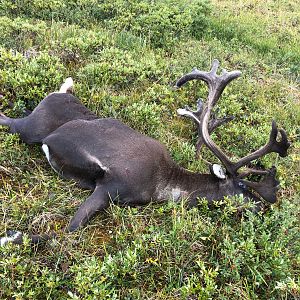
[[0, 184, 113, 246], [67, 185, 111, 232], [0, 230, 55, 246]]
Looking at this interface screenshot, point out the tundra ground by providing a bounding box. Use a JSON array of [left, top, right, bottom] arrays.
[[0, 0, 299, 299]]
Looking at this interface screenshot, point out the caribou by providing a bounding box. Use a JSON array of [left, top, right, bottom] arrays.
[[0, 60, 290, 245]]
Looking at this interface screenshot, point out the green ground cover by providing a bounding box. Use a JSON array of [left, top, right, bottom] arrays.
[[0, 0, 299, 299]]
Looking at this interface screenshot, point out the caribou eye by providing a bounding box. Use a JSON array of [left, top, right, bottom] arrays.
[[238, 181, 247, 189]]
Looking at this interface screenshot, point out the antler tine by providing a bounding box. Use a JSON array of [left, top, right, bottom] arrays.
[[238, 168, 269, 179], [177, 59, 242, 175], [196, 114, 235, 156], [177, 104, 236, 174], [175, 68, 211, 88], [182, 98, 204, 119], [178, 97, 234, 156], [181, 99, 234, 136], [175, 59, 225, 87], [231, 121, 290, 173], [175, 59, 241, 106], [240, 166, 279, 203]]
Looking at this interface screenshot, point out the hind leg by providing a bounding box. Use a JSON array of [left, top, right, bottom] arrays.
[[58, 77, 73, 93]]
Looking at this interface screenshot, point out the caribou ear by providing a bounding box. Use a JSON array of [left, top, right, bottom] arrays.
[[209, 164, 226, 179], [241, 167, 279, 203]]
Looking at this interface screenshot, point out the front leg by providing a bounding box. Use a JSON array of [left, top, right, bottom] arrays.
[[0, 185, 110, 246], [67, 185, 110, 232], [0, 186, 108, 245]]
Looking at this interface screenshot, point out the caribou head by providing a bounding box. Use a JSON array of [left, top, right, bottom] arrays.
[[176, 59, 290, 204]]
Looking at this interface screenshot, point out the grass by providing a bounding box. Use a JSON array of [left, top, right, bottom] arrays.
[[0, 0, 299, 299]]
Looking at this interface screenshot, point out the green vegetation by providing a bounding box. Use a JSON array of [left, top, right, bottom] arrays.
[[0, 0, 299, 298]]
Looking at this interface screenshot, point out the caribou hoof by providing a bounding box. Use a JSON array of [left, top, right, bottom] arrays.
[[0, 230, 22, 246]]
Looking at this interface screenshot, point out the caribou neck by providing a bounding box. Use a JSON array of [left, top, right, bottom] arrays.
[[157, 163, 235, 204]]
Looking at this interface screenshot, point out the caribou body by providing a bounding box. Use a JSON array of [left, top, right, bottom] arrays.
[[0, 60, 290, 245]]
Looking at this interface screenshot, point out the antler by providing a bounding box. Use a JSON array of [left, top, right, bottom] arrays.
[[176, 59, 290, 178], [180, 98, 234, 156]]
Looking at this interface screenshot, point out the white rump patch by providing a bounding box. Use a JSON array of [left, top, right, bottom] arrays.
[[42, 144, 59, 174], [212, 164, 226, 179], [42, 144, 50, 161], [0, 231, 22, 246], [58, 77, 73, 93]]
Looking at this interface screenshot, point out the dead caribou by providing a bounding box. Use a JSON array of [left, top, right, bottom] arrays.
[[0, 60, 290, 245]]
